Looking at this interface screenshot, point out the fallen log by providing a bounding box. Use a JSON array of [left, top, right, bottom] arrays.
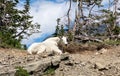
[[74, 34, 120, 43], [74, 35, 103, 43]]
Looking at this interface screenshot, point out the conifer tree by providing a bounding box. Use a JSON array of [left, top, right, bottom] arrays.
[[0, 0, 40, 48]]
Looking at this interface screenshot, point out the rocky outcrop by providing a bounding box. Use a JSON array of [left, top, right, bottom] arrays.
[[0, 53, 69, 76], [25, 54, 69, 76]]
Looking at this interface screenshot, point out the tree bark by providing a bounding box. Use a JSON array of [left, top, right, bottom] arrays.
[[67, 0, 72, 31]]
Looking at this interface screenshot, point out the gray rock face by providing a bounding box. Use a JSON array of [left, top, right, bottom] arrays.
[[25, 56, 61, 75], [0, 54, 69, 76]]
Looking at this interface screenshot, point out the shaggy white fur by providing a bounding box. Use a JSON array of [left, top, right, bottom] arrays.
[[27, 36, 68, 54]]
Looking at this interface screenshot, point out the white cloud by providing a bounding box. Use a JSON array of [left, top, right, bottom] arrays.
[[21, 0, 76, 46], [101, 0, 109, 5], [55, 0, 66, 3]]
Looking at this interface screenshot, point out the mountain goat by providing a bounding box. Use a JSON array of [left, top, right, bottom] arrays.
[[27, 36, 68, 55]]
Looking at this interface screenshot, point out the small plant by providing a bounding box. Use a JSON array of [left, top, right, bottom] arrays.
[[15, 66, 29, 76], [43, 67, 55, 76], [104, 39, 120, 45], [112, 26, 120, 35], [67, 31, 74, 42]]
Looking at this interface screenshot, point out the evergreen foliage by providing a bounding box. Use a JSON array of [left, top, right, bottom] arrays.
[[15, 66, 29, 76], [54, 18, 65, 37], [0, 0, 40, 48], [54, 25, 65, 37]]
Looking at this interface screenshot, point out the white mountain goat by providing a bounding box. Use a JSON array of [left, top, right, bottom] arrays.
[[27, 36, 68, 54]]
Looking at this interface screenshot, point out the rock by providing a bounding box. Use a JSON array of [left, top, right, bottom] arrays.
[[40, 51, 56, 58], [60, 53, 69, 61], [24, 56, 61, 75], [99, 48, 107, 54], [0, 68, 16, 76], [0, 65, 3, 68], [0, 53, 70, 76], [74, 60, 81, 64], [26, 56, 35, 61], [95, 48, 108, 55], [95, 52, 99, 55], [65, 60, 74, 66], [80, 62, 86, 66], [94, 62, 108, 71], [24, 54, 69, 75], [52, 56, 61, 66]]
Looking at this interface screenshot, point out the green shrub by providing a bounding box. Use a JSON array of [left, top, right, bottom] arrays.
[[112, 26, 120, 35], [104, 39, 120, 45], [43, 67, 55, 76], [15, 66, 29, 76]]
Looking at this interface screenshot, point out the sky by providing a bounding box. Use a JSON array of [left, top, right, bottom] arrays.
[[19, 0, 76, 47], [19, 0, 116, 47]]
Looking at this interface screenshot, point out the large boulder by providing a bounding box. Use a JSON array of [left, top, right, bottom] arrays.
[[0, 54, 69, 76]]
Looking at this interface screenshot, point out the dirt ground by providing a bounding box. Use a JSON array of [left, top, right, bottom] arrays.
[[55, 45, 120, 76], [0, 45, 120, 76]]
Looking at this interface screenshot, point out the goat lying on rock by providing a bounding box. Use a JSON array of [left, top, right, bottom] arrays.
[[27, 36, 68, 55]]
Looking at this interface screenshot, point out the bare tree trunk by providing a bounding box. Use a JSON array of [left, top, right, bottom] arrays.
[[73, 0, 79, 34], [108, 0, 110, 10], [78, 0, 84, 20], [106, 24, 113, 36], [67, 0, 72, 31], [113, 0, 118, 30], [88, 3, 95, 17]]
